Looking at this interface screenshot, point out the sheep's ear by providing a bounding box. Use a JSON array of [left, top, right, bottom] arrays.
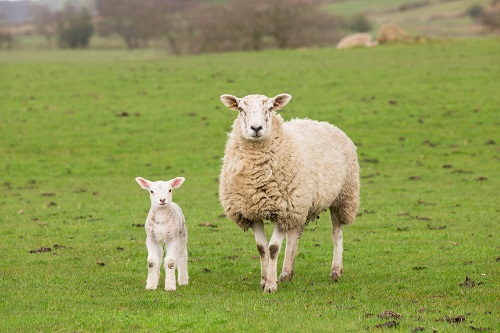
[[170, 177, 185, 189], [272, 94, 292, 110], [220, 94, 240, 111], [135, 177, 151, 190]]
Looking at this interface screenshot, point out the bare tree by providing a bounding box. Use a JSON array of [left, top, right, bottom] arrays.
[[96, 0, 339, 54], [150, 0, 202, 55], [194, 0, 339, 53], [31, 5, 57, 48], [96, 0, 201, 51], [96, 0, 156, 49], [480, 0, 500, 31], [0, 31, 13, 50]]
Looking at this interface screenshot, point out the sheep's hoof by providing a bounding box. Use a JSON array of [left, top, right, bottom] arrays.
[[260, 277, 267, 289], [279, 271, 294, 282], [165, 286, 177, 292], [330, 267, 343, 281], [178, 279, 189, 286], [145, 285, 157, 290], [263, 282, 278, 293]]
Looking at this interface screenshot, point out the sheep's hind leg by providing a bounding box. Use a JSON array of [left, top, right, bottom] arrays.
[[264, 224, 286, 293], [177, 242, 189, 286], [251, 220, 268, 289], [145, 236, 162, 290], [329, 209, 343, 281], [279, 228, 300, 282]]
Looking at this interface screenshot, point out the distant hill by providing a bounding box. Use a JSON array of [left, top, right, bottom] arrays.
[[0, 0, 96, 24], [0, 0, 496, 38], [0, 1, 32, 24], [328, 0, 495, 37]]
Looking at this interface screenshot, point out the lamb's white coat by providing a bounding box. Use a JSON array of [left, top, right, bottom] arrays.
[[219, 93, 360, 292], [135, 177, 188, 291]]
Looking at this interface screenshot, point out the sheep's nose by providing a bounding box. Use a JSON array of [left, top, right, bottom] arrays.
[[160, 199, 166, 204], [250, 125, 263, 134]]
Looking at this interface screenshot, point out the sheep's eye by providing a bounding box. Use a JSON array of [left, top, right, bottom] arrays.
[[150, 190, 154, 194], [169, 189, 172, 193], [237, 107, 244, 112], [268, 107, 273, 112]]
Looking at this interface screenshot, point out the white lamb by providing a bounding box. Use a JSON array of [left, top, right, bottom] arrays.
[[219, 93, 360, 293], [135, 176, 188, 291]]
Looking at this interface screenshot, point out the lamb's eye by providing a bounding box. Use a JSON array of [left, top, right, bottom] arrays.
[[238, 107, 244, 112], [268, 107, 273, 112], [169, 189, 172, 193], [150, 190, 154, 194]]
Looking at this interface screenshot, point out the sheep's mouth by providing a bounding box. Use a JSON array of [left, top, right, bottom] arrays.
[[249, 133, 264, 140]]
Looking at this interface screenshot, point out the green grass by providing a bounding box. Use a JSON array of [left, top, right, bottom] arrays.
[[1, 39, 499, 332]]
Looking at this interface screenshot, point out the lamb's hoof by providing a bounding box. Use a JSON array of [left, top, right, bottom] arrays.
[[263, 281, 278, 293], [165, 285, 177, 291], [178, 278, 189, 286], [279, 271, 294, 282], [145, 285, 157, 290], [260, 278, 267, 289], [330, 267, 343, 282]]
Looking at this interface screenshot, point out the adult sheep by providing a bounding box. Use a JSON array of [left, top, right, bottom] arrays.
[[337, 33, 378, 49], [218, 93, 360, 293]]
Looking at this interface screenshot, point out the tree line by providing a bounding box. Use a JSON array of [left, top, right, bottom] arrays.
[[30, 0, 370, 54], [26, 0, 500, 54]]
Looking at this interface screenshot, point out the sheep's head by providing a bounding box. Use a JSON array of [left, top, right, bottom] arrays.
[[135, 177, 185, 208], [220, 93, 292, 141]]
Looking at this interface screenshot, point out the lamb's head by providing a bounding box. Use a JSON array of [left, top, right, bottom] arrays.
[[135, 177, 185, 208], [220, 93, 292, 141]]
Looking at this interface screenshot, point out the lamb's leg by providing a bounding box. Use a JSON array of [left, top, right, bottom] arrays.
[[264, 224, 285, 293], [329, 209, 343, 281], [145, 236, 162, 290], [279, 228, 300, 282], [177, 240, 189, 286], [164, 242, 180, 291], [251, 220, 268, 289]]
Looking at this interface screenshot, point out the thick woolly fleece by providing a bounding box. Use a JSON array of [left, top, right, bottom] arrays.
[[219, 113, 360, 232]]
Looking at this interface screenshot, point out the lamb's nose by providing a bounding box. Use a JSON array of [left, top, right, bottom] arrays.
[[160, 199, 166, 204], [250, 125, 263, 134]]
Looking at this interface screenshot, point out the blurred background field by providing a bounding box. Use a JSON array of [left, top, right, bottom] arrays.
[[1, 1, 499, 332], [0, 0, 499, 53]]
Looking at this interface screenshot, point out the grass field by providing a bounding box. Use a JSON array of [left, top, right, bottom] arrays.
[[0, 38, 499, 332]]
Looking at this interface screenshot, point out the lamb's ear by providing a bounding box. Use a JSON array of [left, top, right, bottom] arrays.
[[135, 177, 151, 190], [170, 177, 185, 189], [220, 94, 240, 111], [272, 94, 292, 110]]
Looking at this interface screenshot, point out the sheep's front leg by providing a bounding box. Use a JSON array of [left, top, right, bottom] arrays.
[[330, 209, 343, 281], [164, 241, 180, 291], [279, 228, 300, 282], [145, 236, 162, 290], [251, 220, 268, 289], [264, 224, 285, 293]]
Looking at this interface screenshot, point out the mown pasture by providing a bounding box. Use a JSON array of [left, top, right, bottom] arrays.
[[0, 39, 499, 332]]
